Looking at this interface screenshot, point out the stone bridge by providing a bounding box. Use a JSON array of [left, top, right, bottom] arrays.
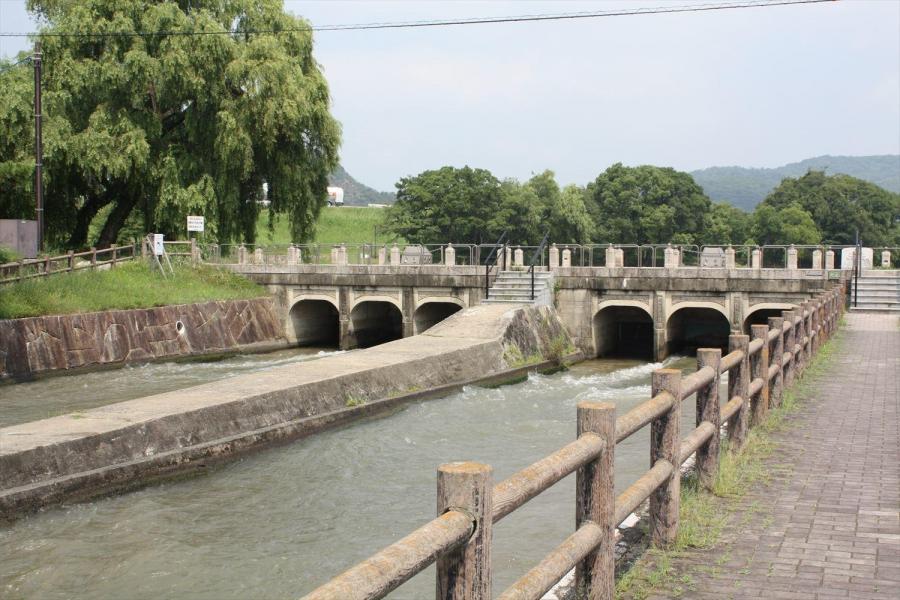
[[229, 261, 847, 361]]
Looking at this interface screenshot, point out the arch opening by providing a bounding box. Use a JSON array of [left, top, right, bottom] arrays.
[[666, 307, 730, 356], [743, 308, 791, 334], [414, 302, 462, 334], [349, 301, 403, 348], [289, 300, 339, 347], [593, 306, 654, 360]]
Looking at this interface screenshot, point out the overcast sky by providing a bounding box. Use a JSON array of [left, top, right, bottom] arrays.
[[2, 0, 898, 191]]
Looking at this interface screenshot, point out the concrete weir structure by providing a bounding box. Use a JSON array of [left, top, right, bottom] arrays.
[[0, 303, 571, 520]]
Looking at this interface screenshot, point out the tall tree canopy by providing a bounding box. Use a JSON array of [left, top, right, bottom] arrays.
[[0, 0, 340, 249], [586, 164, 712, 244], [759, 171, 900, 246]]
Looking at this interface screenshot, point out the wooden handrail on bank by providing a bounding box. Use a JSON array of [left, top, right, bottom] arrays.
[[301, 284, 846, 600], [0, 243, 138, 285]]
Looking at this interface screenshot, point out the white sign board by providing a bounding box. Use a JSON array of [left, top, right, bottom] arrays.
[[187, 215, 205, 232], [153, 234, 165, 256]]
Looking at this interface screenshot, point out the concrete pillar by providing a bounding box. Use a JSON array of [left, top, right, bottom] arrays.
[[514, 246, 524, 267], [787, 245, 798, 270], [445, 243, 456, 266], [504, 246, 513, 270], [548, 244, 559, 269], [664, 244, 676, 269], [287, 244, 300, 265], [338, 243, 348, 266], [812, 249, 822, 270], [253, 247, 264, 264], [378, 246, 386, 265], [390, 244, 401, 266], [237, 244, 247, 265], [725, 246, 736, 269], [654, 328, 667, 362], [751, 248, 761, 269], [605, 245, 617, 268], [672, 248, 680, 267], [616, 248, 624, 268], [882, 250, 891, 268], [562, 248, 572, 267], [825, 250, 835, 270], [330, 246, 338, 264]]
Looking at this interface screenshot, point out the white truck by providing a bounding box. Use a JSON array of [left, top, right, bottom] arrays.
[[326, 186, 344, 207]]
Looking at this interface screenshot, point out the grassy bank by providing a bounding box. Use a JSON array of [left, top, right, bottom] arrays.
[[0, 261, 264, 319], [256, 206, 402, 245], [616, 331, 843, 599]]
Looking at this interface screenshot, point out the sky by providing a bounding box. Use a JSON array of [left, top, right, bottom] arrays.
[[1, 0, 898, 192]]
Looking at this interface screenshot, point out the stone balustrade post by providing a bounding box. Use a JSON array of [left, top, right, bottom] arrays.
[[378, 245, 386, 265], [812, 249, 822, 269], [253, 247, 264, 265], [605, 245, 616, 268], [616, 248, 625, 267], [390, 244, 401, 266], [505, 245, 513, 269], [562, 248, 572, 267], [445, 243, 456, 266], [513, 246, 524, 267], [751, 248, 761, 269], [237, 244, 247, 265], [825, 249, 835, 270], [664, 244, 676, 269], [787, 245, 798, 270], [548, 243, 559, 269], [725, 245, 736, 269], [883, 250, 891, 268]]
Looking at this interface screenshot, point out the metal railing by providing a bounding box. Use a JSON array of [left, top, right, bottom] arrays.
[[483, 232, 508, 299], [528, 230, 550, 300], [301, 284, 846, 600], [0, 243, 139, 285]]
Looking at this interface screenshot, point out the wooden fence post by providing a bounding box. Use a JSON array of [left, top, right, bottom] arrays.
[[781, 310, 796, 388], [67, 250, 74, 272], [111, 244, 118, 268], [437, 462, 492, 600], [650, 369, 681, 547], [727, 334, 750, 452], [750, 325, 770, 426], [576, 401, 616, 600], [90, 247, 97, 268], [768, 317, 784, 408], [18, 260, 24, 282], [696, 348, 721, 490]]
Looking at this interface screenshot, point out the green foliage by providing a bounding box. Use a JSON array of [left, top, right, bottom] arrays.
[[0, 0, 340, 250], [0, 246, 19, 264], [751, 202, 821, 245], [760, 170, 900, 246], [0, 261, 263, 318], [587, 163, 712, 245], [702, 202, 753, 245], [255, 207, 397, 245]]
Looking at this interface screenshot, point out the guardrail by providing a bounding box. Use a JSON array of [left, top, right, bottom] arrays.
[[301, 284, 845, 600], [0, 243, 139, 285]]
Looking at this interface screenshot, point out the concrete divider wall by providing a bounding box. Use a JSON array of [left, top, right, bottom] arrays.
[[0, 303, 574, 519], [0, 298, 285, 379]]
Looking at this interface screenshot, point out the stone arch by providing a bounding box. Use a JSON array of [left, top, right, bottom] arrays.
[[743, 302, 797, 333], [413, 300, 464, 334], [666, 305, 731, 356], [348, 301, 403, 348], [350, 295, 403, 314], [287, 299, 340, 346], [592, 302, 655, 360]]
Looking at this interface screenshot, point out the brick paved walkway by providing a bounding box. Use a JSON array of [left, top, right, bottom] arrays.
[[648, 313, 900, 600]]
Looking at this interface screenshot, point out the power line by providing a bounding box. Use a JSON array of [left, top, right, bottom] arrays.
[[0, 0, 836, 38], [0, 54, 31, 74]]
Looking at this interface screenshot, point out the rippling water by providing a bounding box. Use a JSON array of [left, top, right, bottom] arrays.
[[1, 354, 721, 599]]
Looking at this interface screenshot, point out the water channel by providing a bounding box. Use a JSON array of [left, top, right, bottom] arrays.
[[1, 352, 720, 599]]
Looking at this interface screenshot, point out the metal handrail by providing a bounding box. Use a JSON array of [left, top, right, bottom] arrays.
[[484, 231, 508, 299], [528, 230, 550, 300]]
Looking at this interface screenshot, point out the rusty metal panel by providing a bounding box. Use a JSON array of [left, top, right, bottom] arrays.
[[0, 220, 38, 259]]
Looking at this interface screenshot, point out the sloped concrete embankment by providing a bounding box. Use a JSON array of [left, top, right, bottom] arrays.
[[0, 298, 285, 380], [0, 304, 573, 520]]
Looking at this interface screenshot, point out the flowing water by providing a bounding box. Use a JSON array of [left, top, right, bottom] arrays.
[[1, 354, 716, 599]]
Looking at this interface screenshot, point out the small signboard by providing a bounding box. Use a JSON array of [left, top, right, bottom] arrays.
[[153, 233, 165, 256], [187, 215, 205, 232]]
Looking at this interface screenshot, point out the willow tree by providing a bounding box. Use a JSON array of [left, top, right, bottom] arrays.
[[2, 0, 340, 248]]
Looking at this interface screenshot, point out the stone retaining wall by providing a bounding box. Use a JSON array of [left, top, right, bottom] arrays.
[[0, 298, 285, 379]]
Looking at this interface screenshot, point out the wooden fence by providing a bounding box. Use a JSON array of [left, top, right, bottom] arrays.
[[301, 284, 845, 600], [0, 243, 138, 285]]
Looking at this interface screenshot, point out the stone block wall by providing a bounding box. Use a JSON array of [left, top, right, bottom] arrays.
[[0, 298, 285, 379]]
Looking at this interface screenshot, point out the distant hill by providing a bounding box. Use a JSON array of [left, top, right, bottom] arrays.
[[691, 155, 900, 211], [328, 165, 395, 206]]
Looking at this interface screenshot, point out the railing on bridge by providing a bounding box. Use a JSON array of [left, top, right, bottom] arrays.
[[300, 284, 845, 600]]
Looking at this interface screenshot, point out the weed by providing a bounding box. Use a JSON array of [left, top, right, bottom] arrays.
[[345, 395, 365, 408]]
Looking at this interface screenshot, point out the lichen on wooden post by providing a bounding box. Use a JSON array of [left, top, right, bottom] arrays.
[[727, 334, 750, 452], [437, 462, 493, 600], [695, 348, 721, 490], [575, 401, 615, 600], [650, 368, 681, 547], [768, 316, 784, 408], [750, 324, 770, 426]]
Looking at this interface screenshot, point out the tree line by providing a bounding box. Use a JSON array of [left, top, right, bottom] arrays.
[[387, 165, 900, 248]]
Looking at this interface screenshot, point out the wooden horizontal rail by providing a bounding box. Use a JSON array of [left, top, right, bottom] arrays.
[[720, 396, 743, 423], [767, 327, 781, 343], [748, 338, 764, 356], [767, 363, 780, 382], [748, 377, 764, 397], [680, 366, 715, 399], [615, 391, 674, 443], [497, 521, 603, 600], [678, 421, 717, 466], [492, 433, 604, 523], [720, 349, 743, 372], [303, 510, 474, 600], [783, 351, 793, 366], [614, 460, 674, 527]]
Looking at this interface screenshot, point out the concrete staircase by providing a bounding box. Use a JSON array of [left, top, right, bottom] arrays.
[[850, 270, 900, 312], [482, 270, 553, 306]]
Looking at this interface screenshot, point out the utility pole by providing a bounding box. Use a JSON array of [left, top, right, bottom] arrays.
[[33, 41, 44, 252]]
